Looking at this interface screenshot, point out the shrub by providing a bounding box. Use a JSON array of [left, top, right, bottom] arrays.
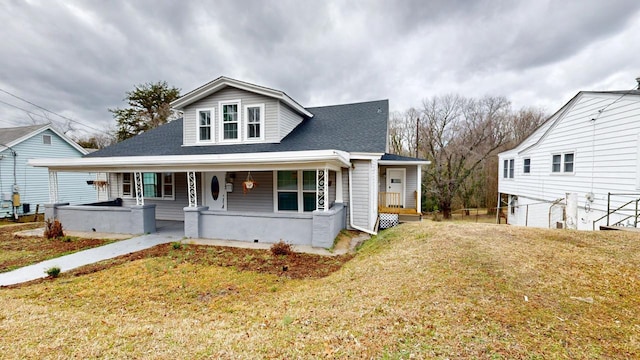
[[171, 241, 183, 250], [44, 219, 64, 239], [45, 266, 61, 278], [270, 240, 293, 256]]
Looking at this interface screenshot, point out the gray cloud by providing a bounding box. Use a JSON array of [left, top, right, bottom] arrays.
[[0, 0, 639, 136]]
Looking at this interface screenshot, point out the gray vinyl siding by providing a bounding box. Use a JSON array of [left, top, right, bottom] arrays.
[[183, 87, 280, 145], [498, 92, 640, 229], [378, 165, 418, 210], [0, 129, 95, 218], [328, 171, 336, 206], [351, 160, 371, 229], [226, 171, 273, 212], [279, 102, 303, 140]]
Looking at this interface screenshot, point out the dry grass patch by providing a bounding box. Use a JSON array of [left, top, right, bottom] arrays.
[[1, 222, 639, 358], [0, 223, 117, 272]]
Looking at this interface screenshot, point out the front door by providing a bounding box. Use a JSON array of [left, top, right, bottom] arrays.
[[204, 172, 227, 210], [386, 168, 406, 208]]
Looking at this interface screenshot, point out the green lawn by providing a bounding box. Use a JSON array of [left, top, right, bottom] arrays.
[[0, 221, 638, 358]]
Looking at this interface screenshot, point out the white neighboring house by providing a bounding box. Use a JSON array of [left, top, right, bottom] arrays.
[[498, 77, 640, 230]]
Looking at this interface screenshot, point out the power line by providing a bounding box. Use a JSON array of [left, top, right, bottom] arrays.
[[0, 87, 105, 132]]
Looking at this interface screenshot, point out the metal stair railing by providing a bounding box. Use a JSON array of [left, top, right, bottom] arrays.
[[592, 193, 640, 230]]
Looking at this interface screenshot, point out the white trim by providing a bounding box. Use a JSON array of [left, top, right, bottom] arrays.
[[335, 168, 343, 203], [273, 169, 317, 213], [416, 164, 422, 213], [350, 152, 385, 160], [550, 151, 576, 175], [196, 107, 215, 143], [29, 149, 352, 172], [218, 99, 242, 143], [244, 103, 265, 141], [170, 76, 313, 118]]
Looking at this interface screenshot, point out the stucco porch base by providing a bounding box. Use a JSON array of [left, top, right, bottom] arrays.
[[184, 203, 346, 247], [45, 203, 156, 234]]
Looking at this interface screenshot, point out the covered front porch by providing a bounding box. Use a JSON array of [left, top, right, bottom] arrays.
[[33, 150, 352, 247]]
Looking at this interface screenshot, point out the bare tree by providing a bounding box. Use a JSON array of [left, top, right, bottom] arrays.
[[389, 108, 421, 156], [420, 94, 511, 218]]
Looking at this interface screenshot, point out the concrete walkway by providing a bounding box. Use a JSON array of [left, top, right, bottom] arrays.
[[0, 222, 184, 287], [1, 221, 369, 287]]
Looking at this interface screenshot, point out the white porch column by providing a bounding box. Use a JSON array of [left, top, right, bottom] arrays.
[[48, 170, 59, 203], [335, 169, 343, 203], [187, 171, 198, 207], [134, 171, 144, 206], [316, 168, 328, 211], [416, 164, 422, 213]]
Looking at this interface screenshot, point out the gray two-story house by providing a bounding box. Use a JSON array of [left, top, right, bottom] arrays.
[[32, 77, 428, 247]]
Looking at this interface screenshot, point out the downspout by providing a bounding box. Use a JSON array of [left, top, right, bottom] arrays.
[[348, 165, 377, 235]]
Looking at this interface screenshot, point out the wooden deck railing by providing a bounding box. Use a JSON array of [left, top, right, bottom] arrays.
[[379, 192, 402, 208]]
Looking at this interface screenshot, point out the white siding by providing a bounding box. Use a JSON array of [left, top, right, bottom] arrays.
[[279, 102, 303, 140], [183, 87, 280, 145], [379, 165, 418, 210], [499, 92, 640, 230], [351, 160, 372, 229], [0, 129, 95, 217]]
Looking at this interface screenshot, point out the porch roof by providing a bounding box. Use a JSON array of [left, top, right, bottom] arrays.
[[28, 149, 352, 172]]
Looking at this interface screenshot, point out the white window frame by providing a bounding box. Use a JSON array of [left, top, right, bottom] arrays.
[[196, 108, 215, 143], [273, 170, 317, 213], [503, 159, 514, 179], [42, 134, 52, 145], [244, 103, 265, 141], [218, 100, 242, 142], [523, 158, 531, 174], [122, 172, 175, 200], [551, 152, 575, 174]]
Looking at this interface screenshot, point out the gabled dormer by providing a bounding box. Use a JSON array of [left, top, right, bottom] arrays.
[[171, 77, 313, 146]]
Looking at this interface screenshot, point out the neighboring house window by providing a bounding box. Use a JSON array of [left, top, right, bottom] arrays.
[[42, 134, 51, 145], [220, 101, 241, 141], [197, 109, 213, 142], [276, 170, 316, 212], [564, 153, 574, 173], [245, 104, 264, 140], [523, 158, 531, 174], [122, 173, 132, 197], [552, 152, 575, 173], [122, 172, 174, 199], [509, 159, 514, 178], [503, 159, 514, 179]]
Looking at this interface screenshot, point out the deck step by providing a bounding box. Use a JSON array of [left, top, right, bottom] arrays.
[[600, 225, 640, 232], [398, 214, 422, 222]]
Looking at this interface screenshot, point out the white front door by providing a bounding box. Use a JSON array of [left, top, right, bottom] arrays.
[[386, 168, 406, 208], [204, 172, 227, 210]]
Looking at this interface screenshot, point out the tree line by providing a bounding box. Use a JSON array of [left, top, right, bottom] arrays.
[[390, 94, 547, 218]]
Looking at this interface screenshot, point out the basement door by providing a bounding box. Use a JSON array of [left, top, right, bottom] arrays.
[[203, 172, 227, 210], [386, 168, 406, 208]]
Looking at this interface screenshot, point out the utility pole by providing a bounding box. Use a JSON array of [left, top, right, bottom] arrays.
[[415, 117, 419, 158]]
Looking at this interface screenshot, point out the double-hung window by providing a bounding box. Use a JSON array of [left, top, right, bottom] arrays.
[[523, 158, 531, 174], [552, 152, 575, 174], [276, 170, 317, 212], [197, 109, 213, 142], [245, 104, 264, 141], [503, 159, 514, 179], [219, 100, 241, 141], [122, 172, 174, 199]]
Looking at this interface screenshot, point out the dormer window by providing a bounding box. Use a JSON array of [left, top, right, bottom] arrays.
[[220, 100, 241, 141], [197, 109, 213, 142], [245, 104, 264, 141]]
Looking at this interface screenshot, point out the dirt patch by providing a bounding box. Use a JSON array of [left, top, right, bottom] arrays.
[[70, 243, 354, 280]]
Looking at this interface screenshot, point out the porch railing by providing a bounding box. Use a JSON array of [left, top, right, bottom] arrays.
[[379, 192, 402, 208]]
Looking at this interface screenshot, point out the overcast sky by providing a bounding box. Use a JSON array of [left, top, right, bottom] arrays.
[[1, 0, 639, 137]]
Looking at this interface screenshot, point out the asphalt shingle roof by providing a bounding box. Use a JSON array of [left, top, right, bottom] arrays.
[[88, 99, 390, 157], [0, 124, 47, 147]]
